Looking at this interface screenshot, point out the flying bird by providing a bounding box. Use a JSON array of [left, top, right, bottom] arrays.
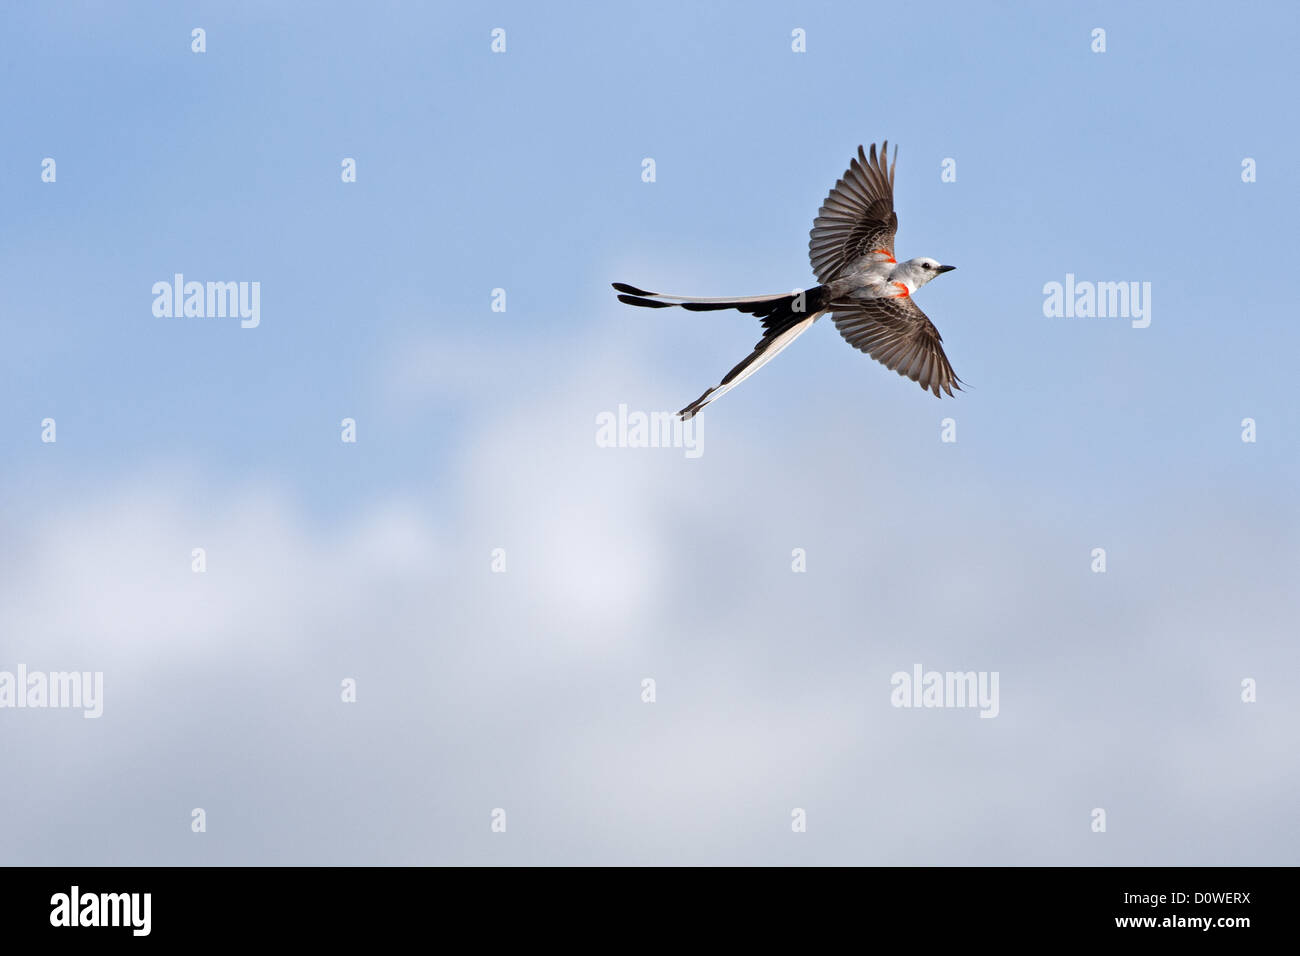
[[614, 142, 962, 419]]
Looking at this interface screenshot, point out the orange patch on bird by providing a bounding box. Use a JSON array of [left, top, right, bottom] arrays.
[[890, 281, 910, 298], [872, 248, 897, 264]]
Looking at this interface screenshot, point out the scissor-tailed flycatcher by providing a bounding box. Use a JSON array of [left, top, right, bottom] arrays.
[[614, 142, 962, 419]]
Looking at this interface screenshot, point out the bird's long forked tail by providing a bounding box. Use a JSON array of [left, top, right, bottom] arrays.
[[613, 282, 828, 419]]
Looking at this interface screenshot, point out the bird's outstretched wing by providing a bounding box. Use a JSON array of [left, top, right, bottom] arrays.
[[808, 142, 898, 284], [831, 296, 963, 397]]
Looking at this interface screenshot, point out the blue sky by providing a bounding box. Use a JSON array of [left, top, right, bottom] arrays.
[[1, 1, 1297, 865]]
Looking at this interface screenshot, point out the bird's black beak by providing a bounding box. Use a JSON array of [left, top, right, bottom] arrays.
[[936, 264, 956, 274]]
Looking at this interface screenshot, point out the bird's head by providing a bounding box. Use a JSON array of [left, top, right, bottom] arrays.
[[900, 257, 956, 289]]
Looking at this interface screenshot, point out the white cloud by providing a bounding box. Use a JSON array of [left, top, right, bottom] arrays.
[[2, 337, 1296, 865]]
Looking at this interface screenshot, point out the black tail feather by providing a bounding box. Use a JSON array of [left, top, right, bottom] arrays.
[[737, 286, 829, 335], [678, 387, 714, 421], [679, 301, 734, 312], [616, 294, 674, 308], [613, 284, 828, 336]]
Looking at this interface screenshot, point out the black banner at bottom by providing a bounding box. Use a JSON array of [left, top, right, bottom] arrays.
[[0, 865, 1278, 942]]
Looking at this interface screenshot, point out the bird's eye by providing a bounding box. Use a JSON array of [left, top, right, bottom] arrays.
[[922, 262, 932, 269]]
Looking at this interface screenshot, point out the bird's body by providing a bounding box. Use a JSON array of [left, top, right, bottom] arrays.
[[614, 142, 962, 419]]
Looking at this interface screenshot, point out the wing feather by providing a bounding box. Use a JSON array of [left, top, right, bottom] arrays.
[[808, 142, 899, 283], [830, 296, 963, 397]]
